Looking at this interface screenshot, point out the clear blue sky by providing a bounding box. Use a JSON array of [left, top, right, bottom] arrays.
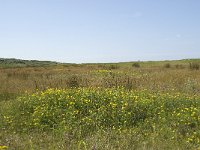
[[0, 0, 200, 63]]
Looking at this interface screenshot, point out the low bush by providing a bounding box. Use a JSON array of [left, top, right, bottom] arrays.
[[175, 64, 185, 69], [164, 63, 171, 68], [189, 63, 200, 70], [132, 63, 140, 68]]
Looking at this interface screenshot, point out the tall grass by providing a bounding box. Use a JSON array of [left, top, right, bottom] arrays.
[[0, 59, 200, 149]]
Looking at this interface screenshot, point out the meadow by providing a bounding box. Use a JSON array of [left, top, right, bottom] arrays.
[[0, 58, 200, 150]]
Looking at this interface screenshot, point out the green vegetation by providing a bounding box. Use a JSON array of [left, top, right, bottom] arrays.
[[0, 58, 200, 149], [189, 62, 200, 70], [132, 62, 140, 68], [0, 58, 60, 68]]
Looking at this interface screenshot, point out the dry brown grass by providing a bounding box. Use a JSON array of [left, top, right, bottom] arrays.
[[0, 61, 200, 99]]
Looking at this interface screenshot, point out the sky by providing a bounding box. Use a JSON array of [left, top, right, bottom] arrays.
[[0, 0, 200, 63]]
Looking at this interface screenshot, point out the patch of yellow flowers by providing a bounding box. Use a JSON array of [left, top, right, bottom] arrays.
[[0, 146, 8, 150], [3, 87, 200, 146]]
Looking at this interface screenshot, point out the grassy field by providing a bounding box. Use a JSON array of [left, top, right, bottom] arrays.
[[0, 59, 200, 149]]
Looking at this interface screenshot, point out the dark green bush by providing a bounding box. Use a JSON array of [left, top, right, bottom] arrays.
[[164, 63, 171, 68], [189, 62, 200, 70], [132, 63, 140, 68]]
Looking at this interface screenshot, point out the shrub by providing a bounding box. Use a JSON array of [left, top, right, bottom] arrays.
[[108, 64, 119, 70], [175, 64, 185, 69], [67, 75, 80, 87], [164, 63, 171, 68], [132, 63, 140, 68], [189, 62, 200, 70]]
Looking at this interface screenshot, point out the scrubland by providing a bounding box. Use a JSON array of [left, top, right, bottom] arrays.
[[0, 59, 200, 149]]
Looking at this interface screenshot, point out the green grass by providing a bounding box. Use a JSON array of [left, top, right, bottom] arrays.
[[1, 88, 200, 149], [0, 58, 60, 68]]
